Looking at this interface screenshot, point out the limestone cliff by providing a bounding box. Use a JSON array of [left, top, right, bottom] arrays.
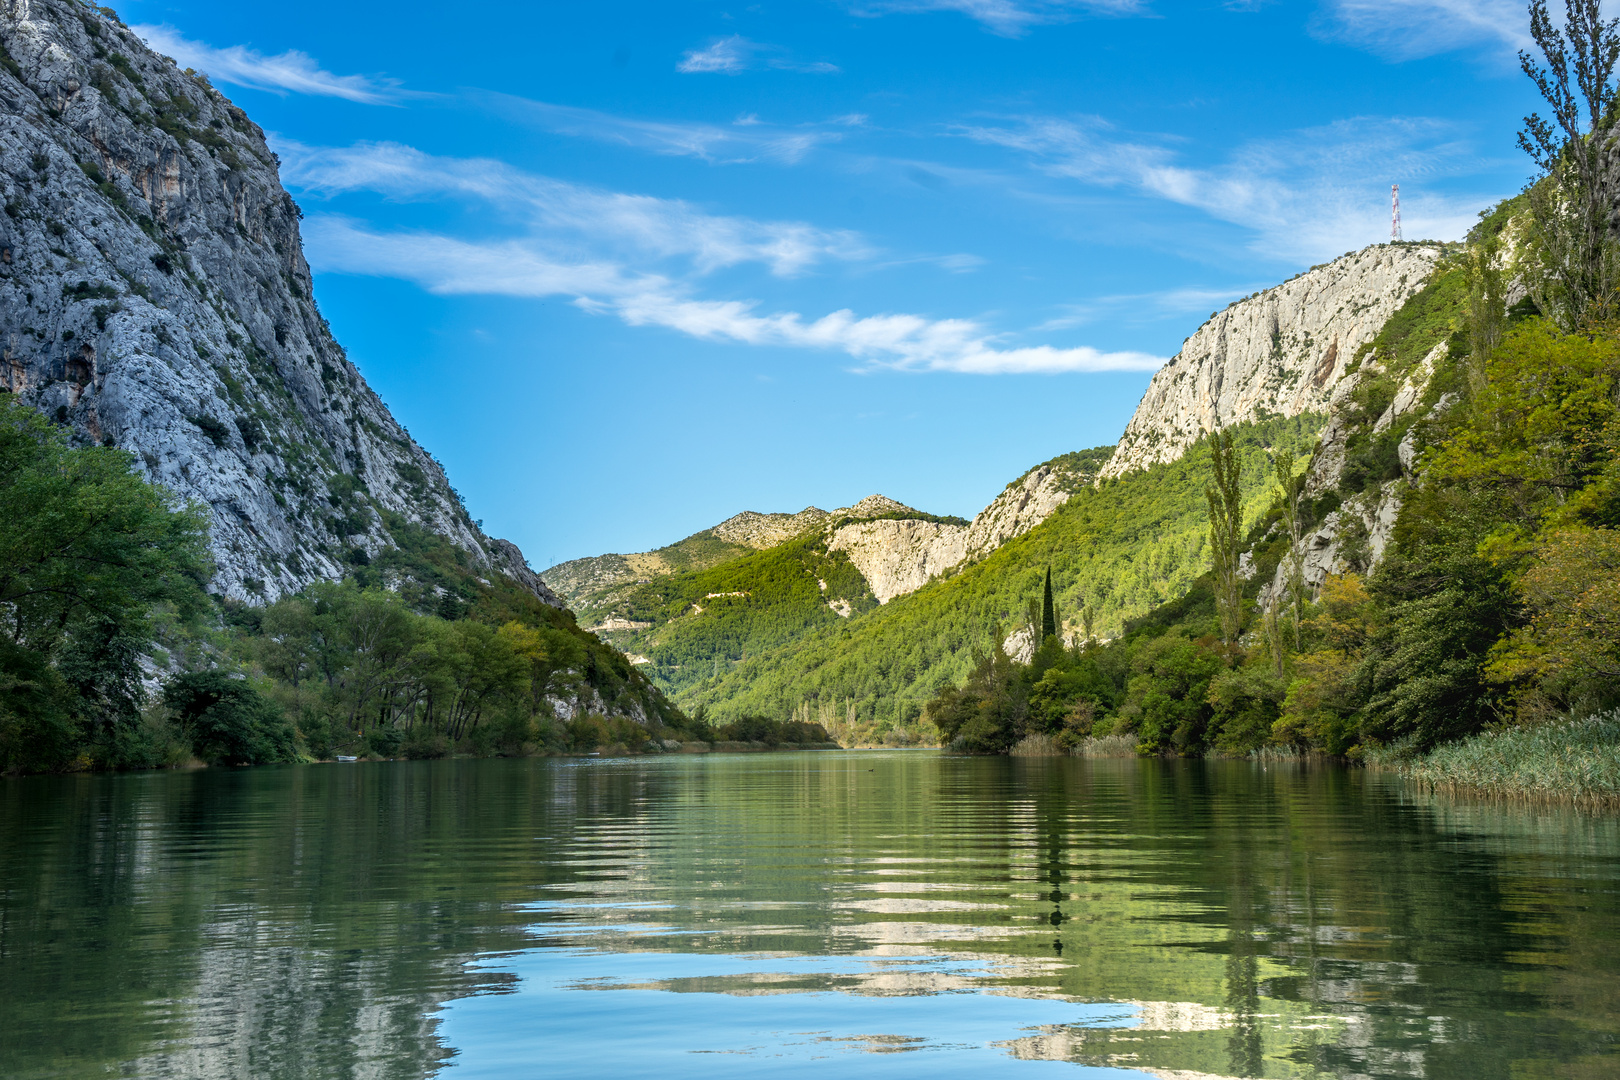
[[0, 0, 556, 605], [827, 454, 1102, 603], [545, 494, 923, 616], [1099, 243, 1445, 481], [1260, 343, 1448, 604]]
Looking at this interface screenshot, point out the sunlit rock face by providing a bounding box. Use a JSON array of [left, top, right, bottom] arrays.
[[1099, 243, 1444, 481], [1258, 342, 1448, 605], [828, 463, 1084, 604], [0, 0, 556, 604]]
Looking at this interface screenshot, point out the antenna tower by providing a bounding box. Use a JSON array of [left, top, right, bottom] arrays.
[[1391, 184, 1402, 242]]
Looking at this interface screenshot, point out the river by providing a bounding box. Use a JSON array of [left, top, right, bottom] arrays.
[[1, 752, 1616, 1078]]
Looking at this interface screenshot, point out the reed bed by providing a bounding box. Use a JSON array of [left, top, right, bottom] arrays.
[[1007, 733, 1141, 757], [1009, 733, 1063, 756], [1376, 711, 1620, 808], [1069, 734, 1140, 758]]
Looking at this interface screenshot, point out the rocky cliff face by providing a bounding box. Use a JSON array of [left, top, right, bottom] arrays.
[[827, 457, 1096, 603], [1260, 342, 1448, 604], [1099, 243, 1444, 481], [0, 0, 555, 605], [713, 494, 912, 549], [551, 455, 1104, 616], [545, 495, 919, 613]]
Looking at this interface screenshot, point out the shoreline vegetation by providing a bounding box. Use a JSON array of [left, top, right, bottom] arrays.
[[3, 6, 1618, 816], [1367, 711, 1620, 808]]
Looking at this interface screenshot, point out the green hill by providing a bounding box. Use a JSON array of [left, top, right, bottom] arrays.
[[613, 414, 1321, 738]]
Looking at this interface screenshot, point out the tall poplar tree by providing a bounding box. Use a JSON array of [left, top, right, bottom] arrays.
[[1206, 430, 1244, 646], [1519, 0, 1620, 329]]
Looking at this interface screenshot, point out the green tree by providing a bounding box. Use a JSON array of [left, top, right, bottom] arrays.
[[1518, 0, 1620, 329], [162, 671, 296, 765], [1040, 566, 1057, 642], [0, 396, 210, 772], [1273, 446, 1307, 648], [1206, 429, 1244, 645]]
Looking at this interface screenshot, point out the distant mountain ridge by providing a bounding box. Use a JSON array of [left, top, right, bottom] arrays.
[[545, 494, 931, 623]]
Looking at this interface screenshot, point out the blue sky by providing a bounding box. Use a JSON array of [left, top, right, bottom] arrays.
[[120, 0, 1538, 569]]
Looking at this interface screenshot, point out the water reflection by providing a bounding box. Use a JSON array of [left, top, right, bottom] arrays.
[[1, 754, 1617, 1079]]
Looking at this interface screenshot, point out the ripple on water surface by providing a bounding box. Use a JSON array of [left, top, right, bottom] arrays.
[[2, 752, 1617, 1079]]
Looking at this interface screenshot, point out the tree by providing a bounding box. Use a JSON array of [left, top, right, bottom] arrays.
[[1273, 446, 1307, 649], [1040, 566, 1057, 642], [1206, 429, 1244, 645], [0, 396, 210, 771], [1518, 0, 1620, 329], [1487, 527, 1620, 716], [163, 671, 296, 765]]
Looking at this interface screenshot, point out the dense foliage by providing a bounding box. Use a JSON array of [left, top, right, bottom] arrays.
[[0, 394, 690, 774], [0, 396, 210, 772], [675, 416, 1322, 740], [919, 250, 1620, 759], [607, 532, 880, 701]]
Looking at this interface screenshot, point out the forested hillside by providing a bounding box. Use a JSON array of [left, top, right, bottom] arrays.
[[0, 393, 689, 773], [918, 190, 1620, 789], [676, 415, 1321, 742]]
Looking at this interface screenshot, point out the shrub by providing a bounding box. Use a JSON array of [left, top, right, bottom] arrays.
[[163, 671, 295, 765], [402, 728, 450, 759]]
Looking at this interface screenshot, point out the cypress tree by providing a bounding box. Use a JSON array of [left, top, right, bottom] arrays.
[[1041, 566, 1057, 642]]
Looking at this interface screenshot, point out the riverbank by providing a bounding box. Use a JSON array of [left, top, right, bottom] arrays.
[[1366, 712, 1620, 808]]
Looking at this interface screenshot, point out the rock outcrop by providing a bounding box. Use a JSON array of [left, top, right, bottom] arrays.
[[1261, 343, 1447, 604], [1099, 243, 1444, 480], [545, 494, 921, 612], [827, 459, 1091, 603], [713, 494, 911, 549], [0, 0, 556, 604]]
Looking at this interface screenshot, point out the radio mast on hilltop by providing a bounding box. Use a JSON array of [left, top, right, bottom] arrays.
[[1391, 184, 1402, 242]]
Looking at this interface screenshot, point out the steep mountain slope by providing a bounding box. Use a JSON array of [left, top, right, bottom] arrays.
[[827, 449, 1108, 602], [0, 0, 553, 604], [645, 243, 1450, 731], [1100, 243, 1445, 480], [1257, 253, 1473, 602], [690, 415, 1319, 734]]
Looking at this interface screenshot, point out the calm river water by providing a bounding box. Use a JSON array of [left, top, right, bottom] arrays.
[[2, 752, 1617, 1079]]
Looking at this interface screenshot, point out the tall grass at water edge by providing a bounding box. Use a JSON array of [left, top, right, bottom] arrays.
[[1008, 733, 1139, 757], [1367, 711, 1620, 807]]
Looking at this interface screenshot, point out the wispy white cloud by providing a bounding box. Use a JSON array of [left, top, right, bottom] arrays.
[[1312, 0, 1529, 60], [850, 0, 1147, 37], [958, 113, 1492, 258], [132, 25, 414, 104], [303, 217, 1161, 374], [678, 36, 753, 73], [277, 140, 868, 276], [284, 138, 1150, 374], [676, 35, 841, 74], [480, 94, 842, 164]]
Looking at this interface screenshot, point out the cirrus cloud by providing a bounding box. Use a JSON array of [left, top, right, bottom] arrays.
[[301, 216, 1162, 375], [132, 24, 418, 103]]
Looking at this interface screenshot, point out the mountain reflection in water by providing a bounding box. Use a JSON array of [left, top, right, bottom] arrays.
[[2, 753, 1616, 1079]]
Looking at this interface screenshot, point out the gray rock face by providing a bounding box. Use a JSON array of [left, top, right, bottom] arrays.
[[827, 460, 1090, 604], [1262, 343, 1446, 603], [1099, 243, 1444, 480], [712, 494, 912, 550], [0, 0, 556, 605], [545, 494, 922, 613]]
